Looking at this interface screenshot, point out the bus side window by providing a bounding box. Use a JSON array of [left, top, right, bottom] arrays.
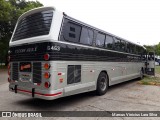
[[137, 46, 141, 55], [126, 42, 130, 53], [127, 43, 135, 54], [105, 35, 114, 50], [63, 22, 81, 43], [96, 32, 105, 47], [114, 38, 121, 51], [80, 27, 93, 45], [132, 44, 136, 54], [120, 40, 126, 52]]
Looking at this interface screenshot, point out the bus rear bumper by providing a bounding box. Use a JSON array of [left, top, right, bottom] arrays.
[[9, 85, 63, 100]]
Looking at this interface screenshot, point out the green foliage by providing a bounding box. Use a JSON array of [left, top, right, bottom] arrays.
[[138, 76, 160, 86], [143, 45, 154, 52], [0, 0, 43, 65], [155, 42, 160, 55], [143, 42, 160, 56], [155, 66, 160, 75], [138, 66, 160, 86]]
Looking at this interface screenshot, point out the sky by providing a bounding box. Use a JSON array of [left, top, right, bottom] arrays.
[[33, 0, 160, 45]]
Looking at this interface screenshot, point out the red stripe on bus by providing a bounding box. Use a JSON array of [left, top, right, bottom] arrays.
[[17, 89, 62, 96]]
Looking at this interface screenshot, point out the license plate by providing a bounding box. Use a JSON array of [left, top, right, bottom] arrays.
[[20, 74, 31, 82]]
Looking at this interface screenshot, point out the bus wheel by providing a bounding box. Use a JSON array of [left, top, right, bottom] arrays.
[[139, 69, 144, 80], [96, 72, 108, 95]]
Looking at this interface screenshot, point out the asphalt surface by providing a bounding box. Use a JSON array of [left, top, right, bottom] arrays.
[[0, 70, 160, 120], [0, 69, 8, 85]]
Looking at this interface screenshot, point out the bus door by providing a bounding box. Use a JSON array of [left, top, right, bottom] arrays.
[[145, 52, 155, 76]]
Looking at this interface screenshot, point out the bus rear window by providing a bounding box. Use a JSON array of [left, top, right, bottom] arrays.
[[12, 10, 53, 41]]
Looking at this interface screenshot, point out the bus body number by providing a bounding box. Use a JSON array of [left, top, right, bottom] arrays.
[[47, 45, 60, 51]]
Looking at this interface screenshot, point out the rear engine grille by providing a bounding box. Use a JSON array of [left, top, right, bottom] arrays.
[[33, 62, 42, 83], [12, 63, 19, 81]]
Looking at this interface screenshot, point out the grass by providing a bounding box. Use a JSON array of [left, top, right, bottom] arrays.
[[138, 66, 160, 86], [155, 66, 160, 74], [138, 76, 160, 86]]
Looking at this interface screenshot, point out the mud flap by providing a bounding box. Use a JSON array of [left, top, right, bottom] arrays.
[[32, 88, 35, 98], [14, 85, 17, 93]]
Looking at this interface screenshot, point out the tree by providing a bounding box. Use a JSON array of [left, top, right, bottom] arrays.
[[155, 42, 160, 55], [143, 45, 155, 53], [144, 43, 160, 56], [0, 0, 43, 65]]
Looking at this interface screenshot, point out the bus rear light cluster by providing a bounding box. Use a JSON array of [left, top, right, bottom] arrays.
[[8, 56, 10, 62], [8, 63, 11, 76], [44, 72, 50, 79], [44, 63, 50, 70], [8, 78, 10, 82], [44, 82, 51, 88], [8, 64, 10, 69], [8, 70, 11, 76], [44, 54, 50, 61]]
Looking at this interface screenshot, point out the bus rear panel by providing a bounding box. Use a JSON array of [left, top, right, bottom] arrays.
[[9, 7, 64, 100]]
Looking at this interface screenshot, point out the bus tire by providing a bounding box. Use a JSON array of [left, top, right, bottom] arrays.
[[96, 72, 108, 95]]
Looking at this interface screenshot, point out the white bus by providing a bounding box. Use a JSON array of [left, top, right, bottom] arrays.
[[8, 6, 154, 100]]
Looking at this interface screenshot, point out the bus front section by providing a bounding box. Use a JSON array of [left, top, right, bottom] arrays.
[[8, 7, 63, 100]]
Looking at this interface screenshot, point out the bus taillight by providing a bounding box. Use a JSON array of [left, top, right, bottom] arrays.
[[44, 72, 50, 79], [8, 78, 11, 83], [44, 63, 50, 70], [44, 54, 50, 61], [8, 63, 10, 69], [8, 63, 11, 76], [8, 56, 10, 62], [44, 82, 51, 88], [8, 71, 10, 75]]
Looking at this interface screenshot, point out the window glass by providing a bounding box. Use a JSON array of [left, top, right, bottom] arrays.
[[127, 43, 135, 54], [120, 40, 126, 52], [12, 10, 53, 41], [80, 27, 93, 45], [126, 42, 130, 53], [96, 33, 105, 47], [136, 46, 140, 54], [132, 44, 136, 54], [63, 22, 81, 43], [137, 46, 144, 55], [114, 38, 121, 51], [140, 47, 145, 54], [105, 35, 114, 50]]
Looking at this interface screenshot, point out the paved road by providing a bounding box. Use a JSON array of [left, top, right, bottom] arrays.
[[0, 70, 160, 120], [0, 69, 8, 85]]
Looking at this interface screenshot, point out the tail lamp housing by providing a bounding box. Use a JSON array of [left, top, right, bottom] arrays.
[[8, 78, 11, 83], [44, 54, 50, 61], [44, 63, 50, 70], [44, 82, 51, 88], [44, 72, 50, 79], [8, 56, 10, 62]]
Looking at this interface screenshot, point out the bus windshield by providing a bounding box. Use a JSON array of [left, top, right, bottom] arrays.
[[12, 10, 53, 42]]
